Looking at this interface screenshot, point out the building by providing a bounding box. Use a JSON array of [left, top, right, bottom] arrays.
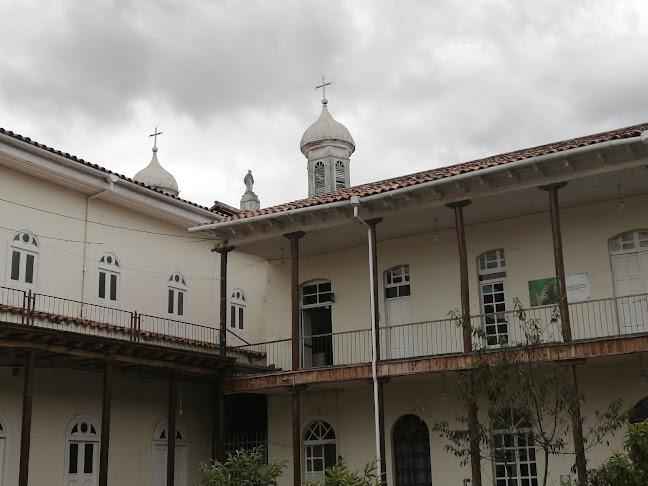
[[1, 95, 648, 486], [193, 103, 648, 486]]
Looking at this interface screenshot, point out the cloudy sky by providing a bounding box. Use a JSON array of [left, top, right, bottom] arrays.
[[2, 0, 648, 210]]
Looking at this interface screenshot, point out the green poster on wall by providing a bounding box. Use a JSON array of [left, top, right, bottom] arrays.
[[560, 474, 572, 486], [528, 277, 558, 306]]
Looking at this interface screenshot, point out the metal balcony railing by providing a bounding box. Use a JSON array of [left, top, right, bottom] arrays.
[[231, 292, 648, 374]]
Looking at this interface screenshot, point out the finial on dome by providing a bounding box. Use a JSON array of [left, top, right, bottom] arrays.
[[149, 126, 163, 150], [133, 126, 179, 196], [315, 75, 332, 104]]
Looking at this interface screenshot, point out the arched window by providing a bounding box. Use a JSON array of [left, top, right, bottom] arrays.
[[334, 160, 345, 190], [392, 414, 431, 486], [6, 230, 39, 289], [629, 396, 648, 424], [0, 414, 7, 486], [478, 249, 508, 346], [168, 272, 187, 318], [609, 230, 648, 334], [230, 288, 246, 331], [97, 252, 121, 306], [152, 419, 189, 486], [304, 421, 336, 482], [491, 409, 537, 486], [314, 161, 326, 195], [65, 416, 100, 485]]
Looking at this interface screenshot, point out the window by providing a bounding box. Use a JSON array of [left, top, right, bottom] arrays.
[[301, 281, 333, 307], [0, 414, 7, 486], [168, 272, 187, 318], [334, 160, 345, 190], [97, 253, 121, 306], [6, 230, 39, 289], [478, 249, 508, 346], [630, 397, 648, 424], [230, 288, 246, 331], [392, 414, 432, 486], [66, 416, 99, 485], [492, 409, 537, 486], [152, 419, 189, 486], [609, 230, 648, 253], [385, 265, 411, 299], [314, 161, 326, 195], [304, 421, 336, 482]]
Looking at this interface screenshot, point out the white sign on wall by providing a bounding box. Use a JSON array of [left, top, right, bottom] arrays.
[[566, 273, 590, 302]]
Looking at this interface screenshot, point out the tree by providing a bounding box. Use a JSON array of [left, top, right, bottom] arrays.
[[198, 447, 287, 486], [433, 299, 626, 486], [304, 460, 385, 486], [585, 420, 648, 486]]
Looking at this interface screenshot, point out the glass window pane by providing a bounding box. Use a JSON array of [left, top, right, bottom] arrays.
[[168, 289, 174, 314], [98, 272, 106, 299], [25, 254, 35, 283], [110, 274, 117, 301], [386, 287, 398, 299], [239, 307, 244, 329], [399, 285, 411, 297], [69, 443, 78, 473], [11, 251, 20, 281], [84, 443, 94, 473], [324, 443, 336, 468], [610, 238, 621, 251], [319, 282, 331, 292], [230, 306, 235, 328], [178, 292, 184, 316]]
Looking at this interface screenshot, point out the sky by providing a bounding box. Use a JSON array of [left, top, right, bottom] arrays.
[[2, 0, 648, 210]]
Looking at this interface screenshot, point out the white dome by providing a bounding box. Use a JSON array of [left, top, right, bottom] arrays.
[[133, 148, 179, 196], [300, 101, 355, 154]]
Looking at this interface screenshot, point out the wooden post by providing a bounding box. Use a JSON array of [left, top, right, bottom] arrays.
[[212, 245, 235, 354], [377, 378, 389, 481], [539, 182, 586, 483], [367, 218, 383, 360], [283, 231, 305, 371], [447, 200, 481, 486], [287, 385, 307, 486], [446, 201, 473, 352], [18, 352, 34, 486], [539, 183, 572, 342], [99, 362, 112, 486], [215, 376, 226, 463], [167, 371, 178, 486]]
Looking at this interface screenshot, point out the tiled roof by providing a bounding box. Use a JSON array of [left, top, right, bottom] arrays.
[[202, 121, 648, 224], [0, 127, 241, 218]]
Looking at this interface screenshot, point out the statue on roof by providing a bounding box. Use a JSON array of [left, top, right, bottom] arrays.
[[240, 170, 260, 211]]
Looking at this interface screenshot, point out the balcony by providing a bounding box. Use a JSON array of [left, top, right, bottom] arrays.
[[230, 292, 648, 375], [0, 286, 260, 363]]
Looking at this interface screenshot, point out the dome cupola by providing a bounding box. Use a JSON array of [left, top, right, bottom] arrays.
[[133, 128, 179, 196]]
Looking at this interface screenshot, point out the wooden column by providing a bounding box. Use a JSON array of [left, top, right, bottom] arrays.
[[99, 362, 113, 486], [213, 244, 235, 354], [446, 200, 473, 352], [377, 378, 389, 481], [18, 352, 34, 486], [539, 182, 586, 484], [367, 218, 383, 360], [283, 231, 305, 371], [214, 376, 226, 463], [539, 182, 572, 342], [288, 385, 307, 486], [167, 371, 179, 486], [446, 200, 481, 486]]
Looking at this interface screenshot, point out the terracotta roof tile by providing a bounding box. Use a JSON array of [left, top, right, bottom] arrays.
[[201, 121, 648, 224], [0, 127, 240, 217]]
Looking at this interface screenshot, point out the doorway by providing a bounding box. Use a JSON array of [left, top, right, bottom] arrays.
[[300, 280, 334, 368], [152, 420, 188, 486], [385, 266, 413, 358], [392, 414, 432, 486], [609, 231, 648, 334]]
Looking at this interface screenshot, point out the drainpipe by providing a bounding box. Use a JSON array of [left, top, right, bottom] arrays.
[[350, 196, 382, 472], [81, 175, 118, 305]]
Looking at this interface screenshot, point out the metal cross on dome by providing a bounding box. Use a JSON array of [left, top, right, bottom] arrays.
[[149, 126, 163, 149], [315, 75, 332, 99]]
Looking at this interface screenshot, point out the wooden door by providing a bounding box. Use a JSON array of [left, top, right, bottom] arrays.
[[152, 444, 187, 486], [388, 297, 413, 358], [612, 251, 648, 333]]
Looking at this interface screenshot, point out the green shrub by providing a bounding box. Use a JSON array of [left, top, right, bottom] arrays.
[[198, 447, 287, 486]]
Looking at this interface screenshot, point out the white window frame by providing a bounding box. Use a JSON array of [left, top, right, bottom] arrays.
[[0, 413, 7, 486], [6, 230, 39, 291], [478, 249, 508, 346], [491, 410, 538, 486], [300, 280, 333, 308], [96, 252, 122, 307], [314, 161, 326, 195], [229, 288, 246, 331], [334, 160, 345, 190], [609, 230, 648, 254], [385, 265, 411, 300], [303, 420, 336, 483], [65, 415, 100, 486], [167, 272, 188, 319]]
